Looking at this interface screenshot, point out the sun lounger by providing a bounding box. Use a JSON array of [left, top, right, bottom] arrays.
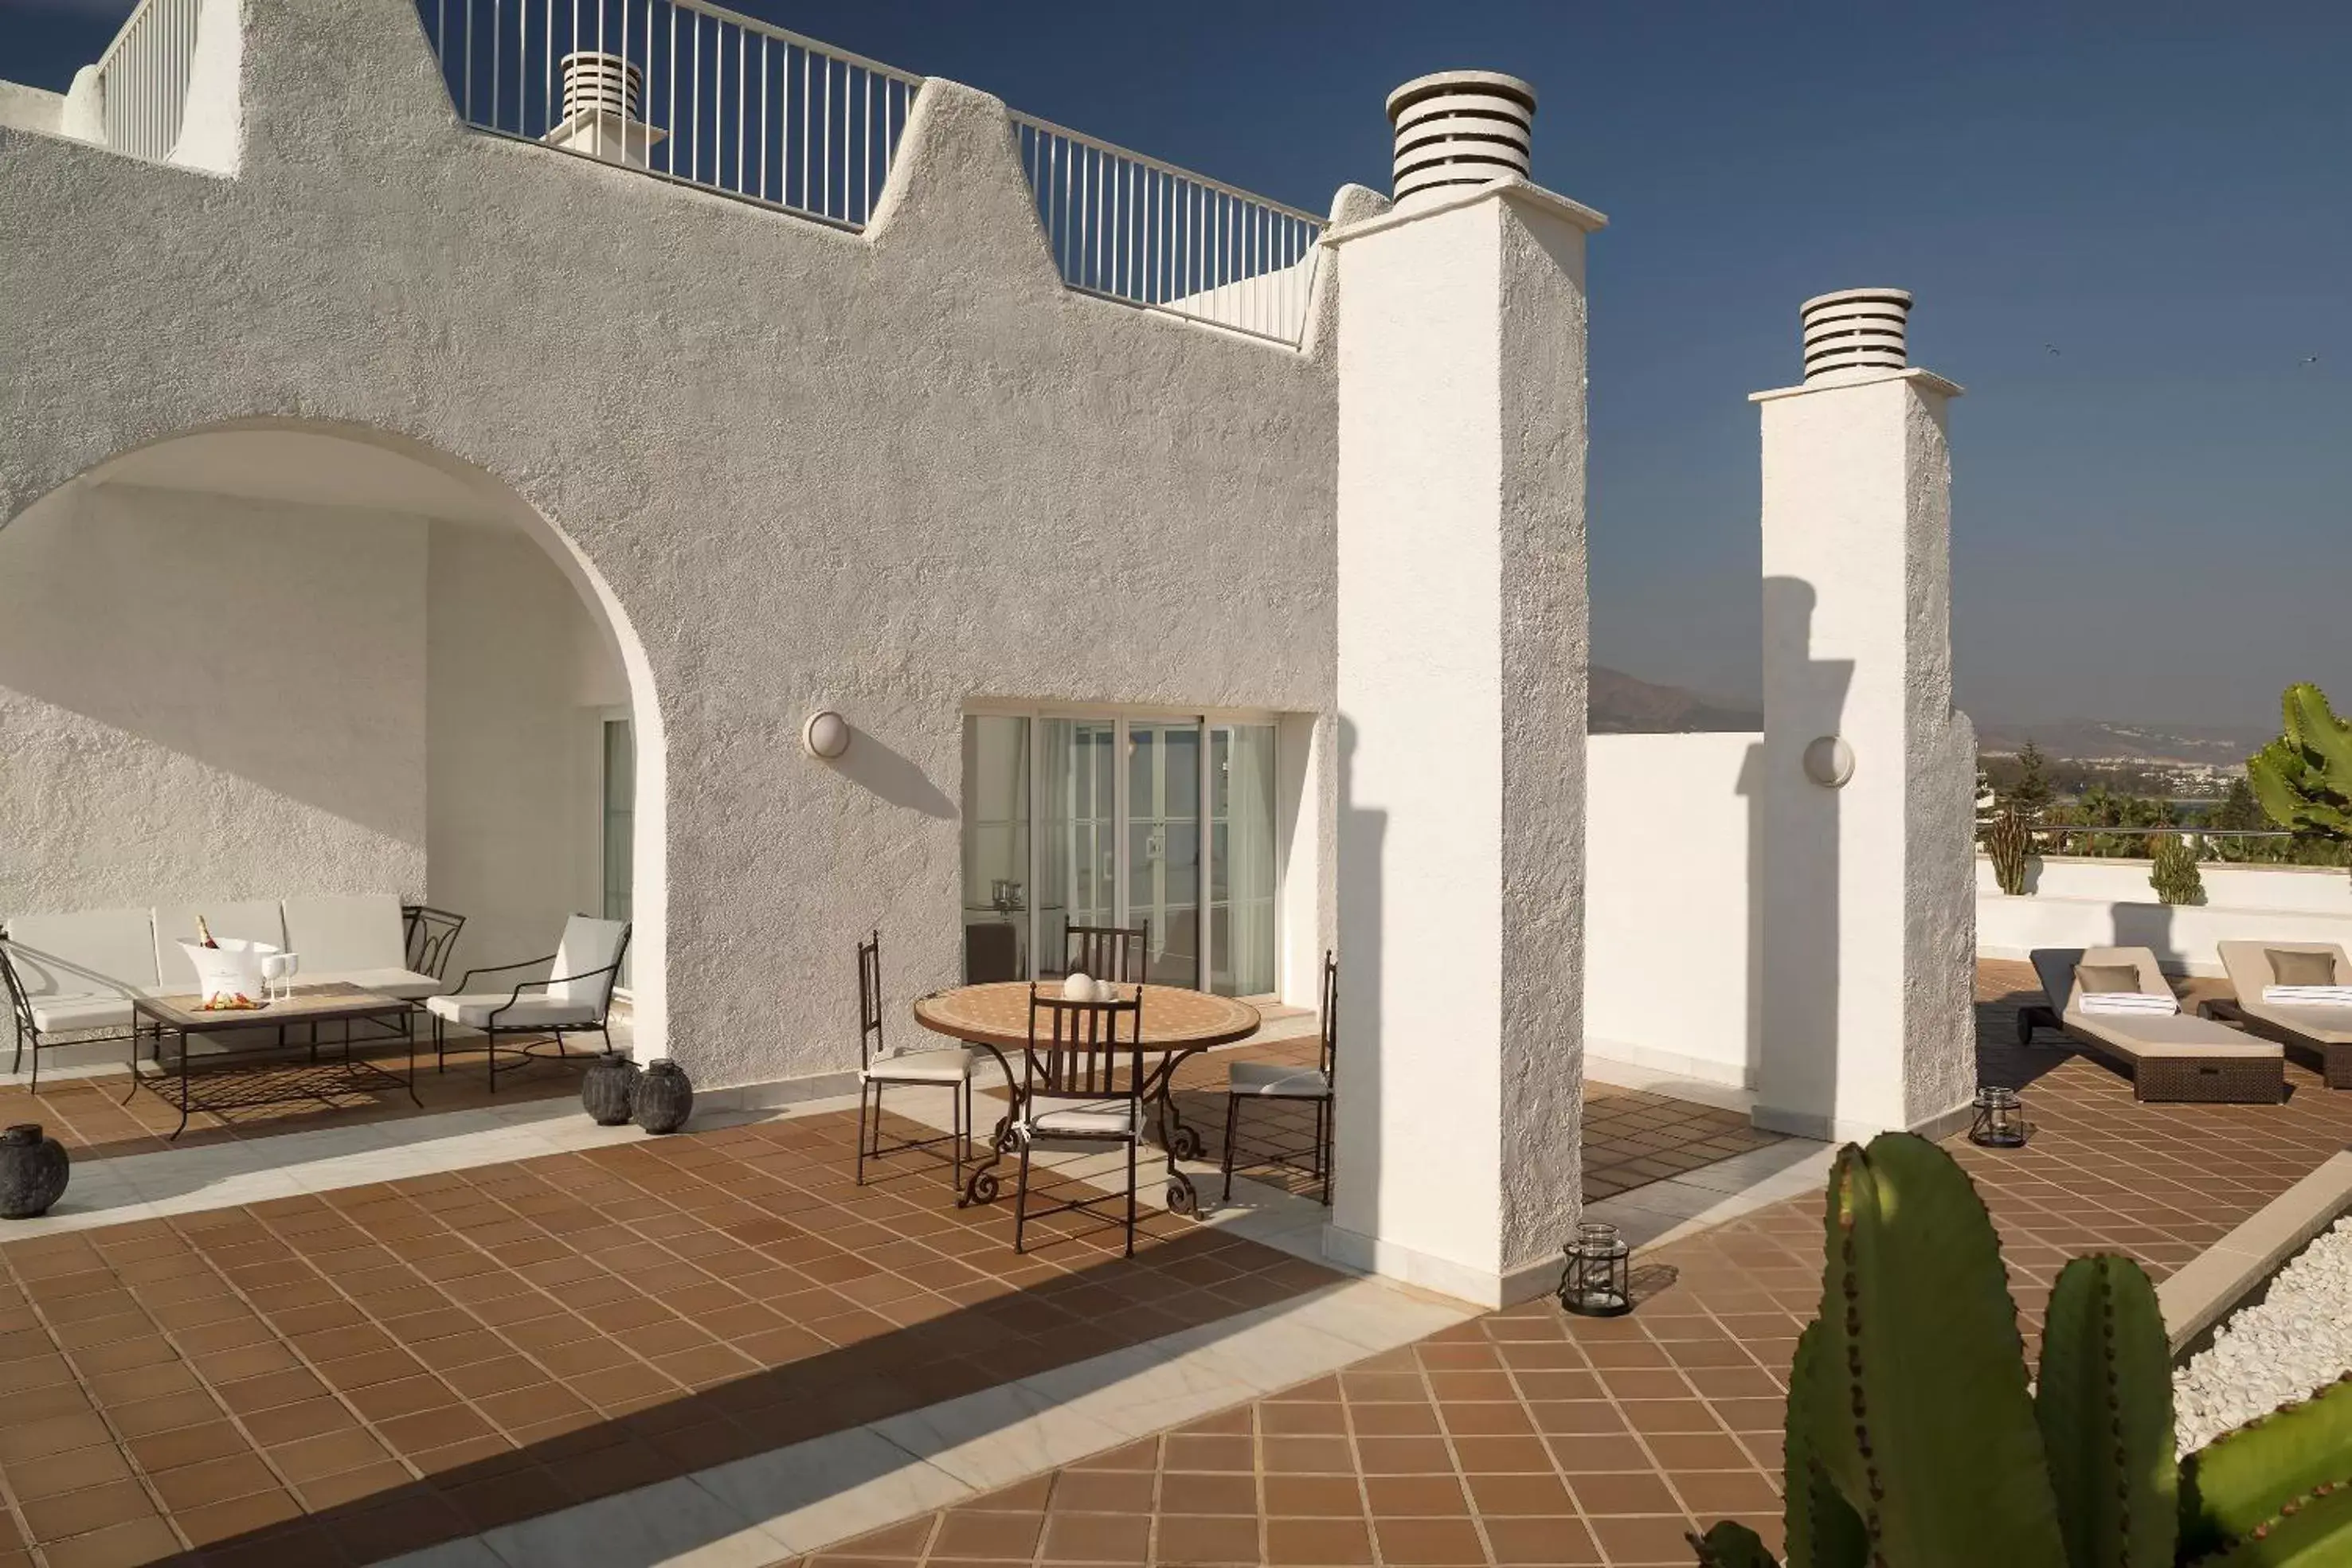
[[2025, 946, 2284, 1104], [2211, 941, 2352, 1089]]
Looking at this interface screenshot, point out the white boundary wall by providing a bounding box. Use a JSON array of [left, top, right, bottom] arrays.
[[1583, 733, 1759, 1089], [1977, 856, 2352, 977]]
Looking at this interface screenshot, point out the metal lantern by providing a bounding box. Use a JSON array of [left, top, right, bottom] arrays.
[[1969, 1085, 2029, 1148], [1557, 1221, 1630, 1317]]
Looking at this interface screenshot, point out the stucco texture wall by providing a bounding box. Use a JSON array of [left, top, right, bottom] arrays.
[[0, 482, 429, 915], [0, 0, 1346, 1087]]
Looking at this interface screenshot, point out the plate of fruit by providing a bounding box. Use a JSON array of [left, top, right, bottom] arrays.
[[199, 993, 267, 1011]]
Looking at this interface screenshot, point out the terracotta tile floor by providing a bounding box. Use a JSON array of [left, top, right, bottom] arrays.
[[0, 1041, 585, 1163], [0, 1106, 1334, 1566], [1578, 1091, 1781, 1203], [9, 962, 2350, 1566], [791, 960, 2352, 1568]]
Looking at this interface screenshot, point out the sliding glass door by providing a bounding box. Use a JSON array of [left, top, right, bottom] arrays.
[[965, 711, 1279, 997], [1126, 721, 1202, 987]]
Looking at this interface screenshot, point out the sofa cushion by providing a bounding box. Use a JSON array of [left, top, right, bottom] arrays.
[[425, 993, 596, 1029], [281, 896, 408, 976], [2, 908, 159, 999], [155, 901, 287, 993], [308, 968, 444, 1002], [28, 994, 137, 1034]]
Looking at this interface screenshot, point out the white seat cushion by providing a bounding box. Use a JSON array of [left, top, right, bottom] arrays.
[[1022, 1101, 1141, 1139], [28, 993, 137, 1033], [281, 895, 409, 975], [4, 908, 160, 998], [307, 968, 445, 1002], [425, 993, 597, 1028], [865, 1047, 976, 1084], [1228, 1062, 1332, 1098]]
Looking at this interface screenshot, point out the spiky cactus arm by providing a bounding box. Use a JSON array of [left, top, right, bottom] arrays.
[[2034, 1255, 2178, 1566], [1814, 1135, 2070, 1568], [1990, 807, 2031, 895], [1688, 1521, 1780, 1566], [2181, 1375, 2352, 1558], [1784, 1320, 1867, 1567], [2186, 1483, 2352, 1565]]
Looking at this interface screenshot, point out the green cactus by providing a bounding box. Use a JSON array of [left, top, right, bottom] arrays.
[[2246, 684, 2352, 846], [2036, 1256, 2177, 1565], [1782, 1320, 1866, 1568], [2181, 1375, 2352, 1559], [2150, 834, 2205, 905], [1685, 1136, 2352, 1567], [1990, 804, 2033, 895], [1815, 1135, 2068, 1566]]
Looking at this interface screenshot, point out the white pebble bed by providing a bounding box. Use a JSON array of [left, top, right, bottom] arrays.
[[2175, 1214, 2352, 1454]]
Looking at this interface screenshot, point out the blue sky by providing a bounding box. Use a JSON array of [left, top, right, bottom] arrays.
[[6, 0, 2346, 727]]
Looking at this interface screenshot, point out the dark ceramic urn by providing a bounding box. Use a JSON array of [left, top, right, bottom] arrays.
[[632, 1058, 694, 1135], [581, 1051, 640, 1126], [0, 1124, 69, 1220]]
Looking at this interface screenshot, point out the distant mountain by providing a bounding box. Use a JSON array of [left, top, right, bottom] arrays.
[[1587, 669, 2271, 765], [1970, 718, 2272, 768], [1588, 666, 1761, 733]]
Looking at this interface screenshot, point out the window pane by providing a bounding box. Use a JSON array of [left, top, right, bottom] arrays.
[[960, 716, 1030, 981], [1039, 718, 1116, 978], [1211, 723, 1277, 996]]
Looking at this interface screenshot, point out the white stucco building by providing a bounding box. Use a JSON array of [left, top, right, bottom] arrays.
[[1, 0, 1983, 1304]]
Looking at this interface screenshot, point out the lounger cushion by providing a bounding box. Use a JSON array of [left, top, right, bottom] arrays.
[[1228, 1062, 1332, 1098], [281, 896, 409, 976], [3, 908, 159, 998], [864, 1047, 976, 1084], [27, 994, 136, 1033], [2268, 948, 2341, 987], [2068, 1012, 2281, 1059], [155, 901, 287, 992], [2219, 942, 2352, 1036], [309, 968, 445, 1002], [2076, 963, 2144, 995], [425, 993, 596, 1028], [2257, 1006, 2352, 1046]]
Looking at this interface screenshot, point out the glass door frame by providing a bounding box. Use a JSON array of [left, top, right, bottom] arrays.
[[965, 702, 1283, 995]]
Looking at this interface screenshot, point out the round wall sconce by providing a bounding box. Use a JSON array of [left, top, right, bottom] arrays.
[[1802, 734, 1855, 788], [802, 710, 851, 761]]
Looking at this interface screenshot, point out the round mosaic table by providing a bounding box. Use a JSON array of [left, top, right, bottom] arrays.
[[912, 980, 1260, 1214]]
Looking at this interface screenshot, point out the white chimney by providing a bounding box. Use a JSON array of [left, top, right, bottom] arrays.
[[1384, 71, 1536, 211], [544, 51, 667, 166], [1800, 287, 1913, 384]]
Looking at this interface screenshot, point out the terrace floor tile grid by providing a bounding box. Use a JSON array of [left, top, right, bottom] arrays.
[[786, 960, 2352, 1566], [0, 1039, 588, 1165], [0, 1103, 1336, 1566]]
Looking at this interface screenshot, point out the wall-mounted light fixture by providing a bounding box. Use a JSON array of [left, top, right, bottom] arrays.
[[1802, 735, 1855, 788], [802, 710, 851, 761]]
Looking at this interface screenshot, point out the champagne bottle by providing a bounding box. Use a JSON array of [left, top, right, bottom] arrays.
[[195, 915, 219, 949]]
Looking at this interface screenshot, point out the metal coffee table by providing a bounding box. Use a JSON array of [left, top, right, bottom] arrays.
[[127, 983, 421, 1137]]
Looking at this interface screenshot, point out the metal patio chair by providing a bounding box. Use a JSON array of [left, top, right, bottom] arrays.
[[1064, 921, 1148, 984], [424, 915, 630, 1089], [855, 929, 982, 1187], [1220, 950, 1338, 1206], [1014, 983, 1148, 1256]]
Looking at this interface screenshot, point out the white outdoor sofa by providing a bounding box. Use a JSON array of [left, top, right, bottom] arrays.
[[1, 896, 457, 1089]]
